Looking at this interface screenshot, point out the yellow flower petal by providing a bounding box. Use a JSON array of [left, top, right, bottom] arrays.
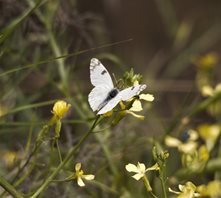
[[169, 187, 180, 195], [215, 83, 221, 92], [179, 141, 197, 154], [140, 94, 154, 102], [52, 100, 71, 119], [126, 111, 144, 120], [137, 162, 146, 173], [130, 100, 143, 112], [82, 174, 95, 181], [132, 173, 144, 180], [201, 85, 214, 97], [198, 124, 220, 151], [165, 136, 181, 147], [125, 163, 139, 173], [77, 177, 85, 187], [75, 163, 81, 172]]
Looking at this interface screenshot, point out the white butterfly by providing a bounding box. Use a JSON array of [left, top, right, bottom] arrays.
[[88, 58, 146, 115]]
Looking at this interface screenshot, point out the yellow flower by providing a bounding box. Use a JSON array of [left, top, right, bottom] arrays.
[[169, 181, 200, 198], [201, 83, 221, 97], [126, 93, 154, 120], [194, 53, 218, 70], [125, 162, 159, 180], [52, 100, 71, 119], [197, 180, 221, 197], [70, 163, 95, 187], [165, 130, 209, 170], [198, 124, 220, 151], [182, 145, 209, 171], [2, 151, 20, 168]]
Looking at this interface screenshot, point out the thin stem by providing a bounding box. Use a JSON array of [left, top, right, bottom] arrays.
[[165, 90, 221, 134], [150, 191, 158, 198], [14, 163, 36, 187], [30, 116, 100, 198], [56, 140, 63, 163], [143, 175, 158, 198], [159, 176, 167, 198], [0, 175, 23, 198]]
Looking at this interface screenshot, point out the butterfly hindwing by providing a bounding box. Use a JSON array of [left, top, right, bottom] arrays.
[[90, 58, 114, 88], [88, 85, 110, 112]]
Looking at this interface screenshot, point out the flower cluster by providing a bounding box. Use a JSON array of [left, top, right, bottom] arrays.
[[169, 181, 200, 198], [169, 180, 221, 198], [165, 129, 210, 171]]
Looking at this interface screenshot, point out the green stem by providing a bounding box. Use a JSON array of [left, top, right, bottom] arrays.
[[186, 90, 221, 118], [56, 140, 63, 163], [143, 175, 158, 198], [47, 29, 67, 89], [159, 176, 167, 198], [30, 116, 100, 198], [14, 163, 36, 187], [166, 90, 221, 134], [0, 175, 23, 198], [94, 133, 118, 175]]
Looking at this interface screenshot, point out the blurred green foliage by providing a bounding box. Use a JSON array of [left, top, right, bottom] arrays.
[[0, 0, 221, 197]]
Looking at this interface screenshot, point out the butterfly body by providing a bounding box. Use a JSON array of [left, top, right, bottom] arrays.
[[106, 88, 119, 101], [88, 58, 146, 115]]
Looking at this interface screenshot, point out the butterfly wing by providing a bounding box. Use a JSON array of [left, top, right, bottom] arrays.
[[88, 86, 111, 112], [90, 58, 114, 88], [97, 95, 121, 115], [97, 84, 146, 115], [119, 84, 147, 101], [88, 58, 114, 112]]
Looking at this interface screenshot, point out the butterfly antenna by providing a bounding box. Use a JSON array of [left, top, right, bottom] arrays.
[[112, 73, 124, 88], [112, 73, 118, 86]]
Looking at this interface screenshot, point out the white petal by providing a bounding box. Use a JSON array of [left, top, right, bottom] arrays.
[[125, 163, 139, 173], [132, 173, 144, 180], [178, 184, 185, 191], [75, 163, 81, 171], [168, 187, 180, 195], [82, 174, 95, 181], [137, 162, 146, 172], [140, 94, 154, 102], [165, 136, 181, 147], [77, 177, 85, 187], [179, 142, 197, 154]]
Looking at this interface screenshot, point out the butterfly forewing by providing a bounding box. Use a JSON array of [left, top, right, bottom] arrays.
[[90, 58, 114, 88], [119, 84, 146, 101]]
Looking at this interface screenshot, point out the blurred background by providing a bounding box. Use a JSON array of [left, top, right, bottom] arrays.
[[0, 0, 221, 197]]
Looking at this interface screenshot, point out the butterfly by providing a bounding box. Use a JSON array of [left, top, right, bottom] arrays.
[[88, 58, 146, 115]]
